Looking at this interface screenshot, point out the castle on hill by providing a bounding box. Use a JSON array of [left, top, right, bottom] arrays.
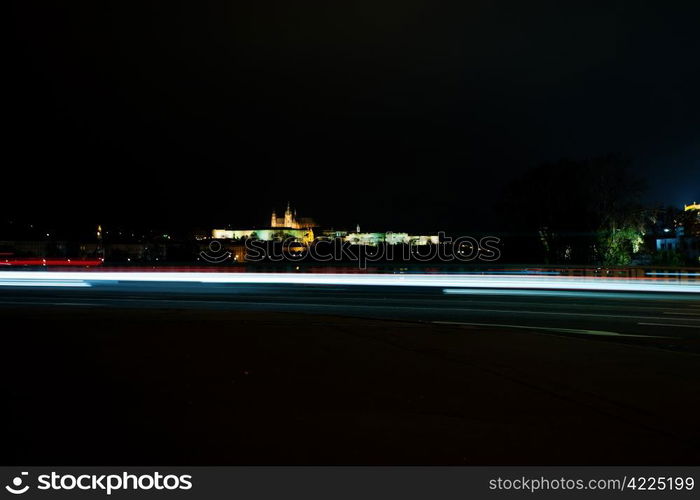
[[211, 201, 439, 247]]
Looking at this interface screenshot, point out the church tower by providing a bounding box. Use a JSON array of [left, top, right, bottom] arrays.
[[270, 209, 277, 228], [284, 201, 293, 228]]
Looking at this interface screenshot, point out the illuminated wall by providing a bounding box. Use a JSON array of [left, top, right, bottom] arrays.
[[212, 228, 310, 241], [212, 229, 255, 239], [213, 229, 439, 245], [345, 232, 440, 246]]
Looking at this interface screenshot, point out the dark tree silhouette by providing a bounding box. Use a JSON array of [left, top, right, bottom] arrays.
[[503, 155, 647, 265]]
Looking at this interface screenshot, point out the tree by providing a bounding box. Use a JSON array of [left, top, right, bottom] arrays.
[[503, 154, 647, 265], [585, 155, 647, 266]]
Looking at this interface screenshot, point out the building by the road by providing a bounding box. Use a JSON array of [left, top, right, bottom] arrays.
[[655, 202, 700, 264], [683, 202, 700, 237]]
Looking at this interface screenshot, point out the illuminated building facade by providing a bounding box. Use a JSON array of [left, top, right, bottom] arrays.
[[212, 228, 439, 247], [212, 228, 315, 244], [343, 232, 440, 246], [270, 203, 316, 229], [655, 202, 700, 263], [211, 203, 440, 247], [684, 202, 700, 237]]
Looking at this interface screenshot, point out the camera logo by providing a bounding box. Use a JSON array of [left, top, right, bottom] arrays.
[[5, 472, 29, 495], [199, 240, 231, 263]]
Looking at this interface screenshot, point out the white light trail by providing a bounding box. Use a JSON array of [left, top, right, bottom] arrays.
[[645, 272, 700, 277], [0, 272, 698, 293], [0, 280, 91, 287]]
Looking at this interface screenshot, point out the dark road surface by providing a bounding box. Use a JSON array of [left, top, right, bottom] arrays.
[[1, 281, 699, 351], [1, 280, 699, 464]]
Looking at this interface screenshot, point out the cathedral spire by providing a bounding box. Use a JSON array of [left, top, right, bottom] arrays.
[[284, 201, 293, 228]]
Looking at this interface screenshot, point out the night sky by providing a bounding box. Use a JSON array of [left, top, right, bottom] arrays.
[[7, 1, 699, 233]]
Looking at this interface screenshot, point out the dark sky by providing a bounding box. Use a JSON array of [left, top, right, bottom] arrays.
[[7, 1, 699, 232]]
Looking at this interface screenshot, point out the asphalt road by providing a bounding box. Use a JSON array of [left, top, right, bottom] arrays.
[[1, 279, 699, 464], [1, 281, 699, 352]]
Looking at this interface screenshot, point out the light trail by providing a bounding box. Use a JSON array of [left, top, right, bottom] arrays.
[[645, 272, 700, 277], [0, 280, 91, 287], [637, 322, 700, 329], [0, 271, 699, 293], [433, 321, 679, 338]]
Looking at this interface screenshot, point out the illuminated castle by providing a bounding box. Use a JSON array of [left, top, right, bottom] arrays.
[[270, 202, 316, 229], [211, 202, 439, 246]]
